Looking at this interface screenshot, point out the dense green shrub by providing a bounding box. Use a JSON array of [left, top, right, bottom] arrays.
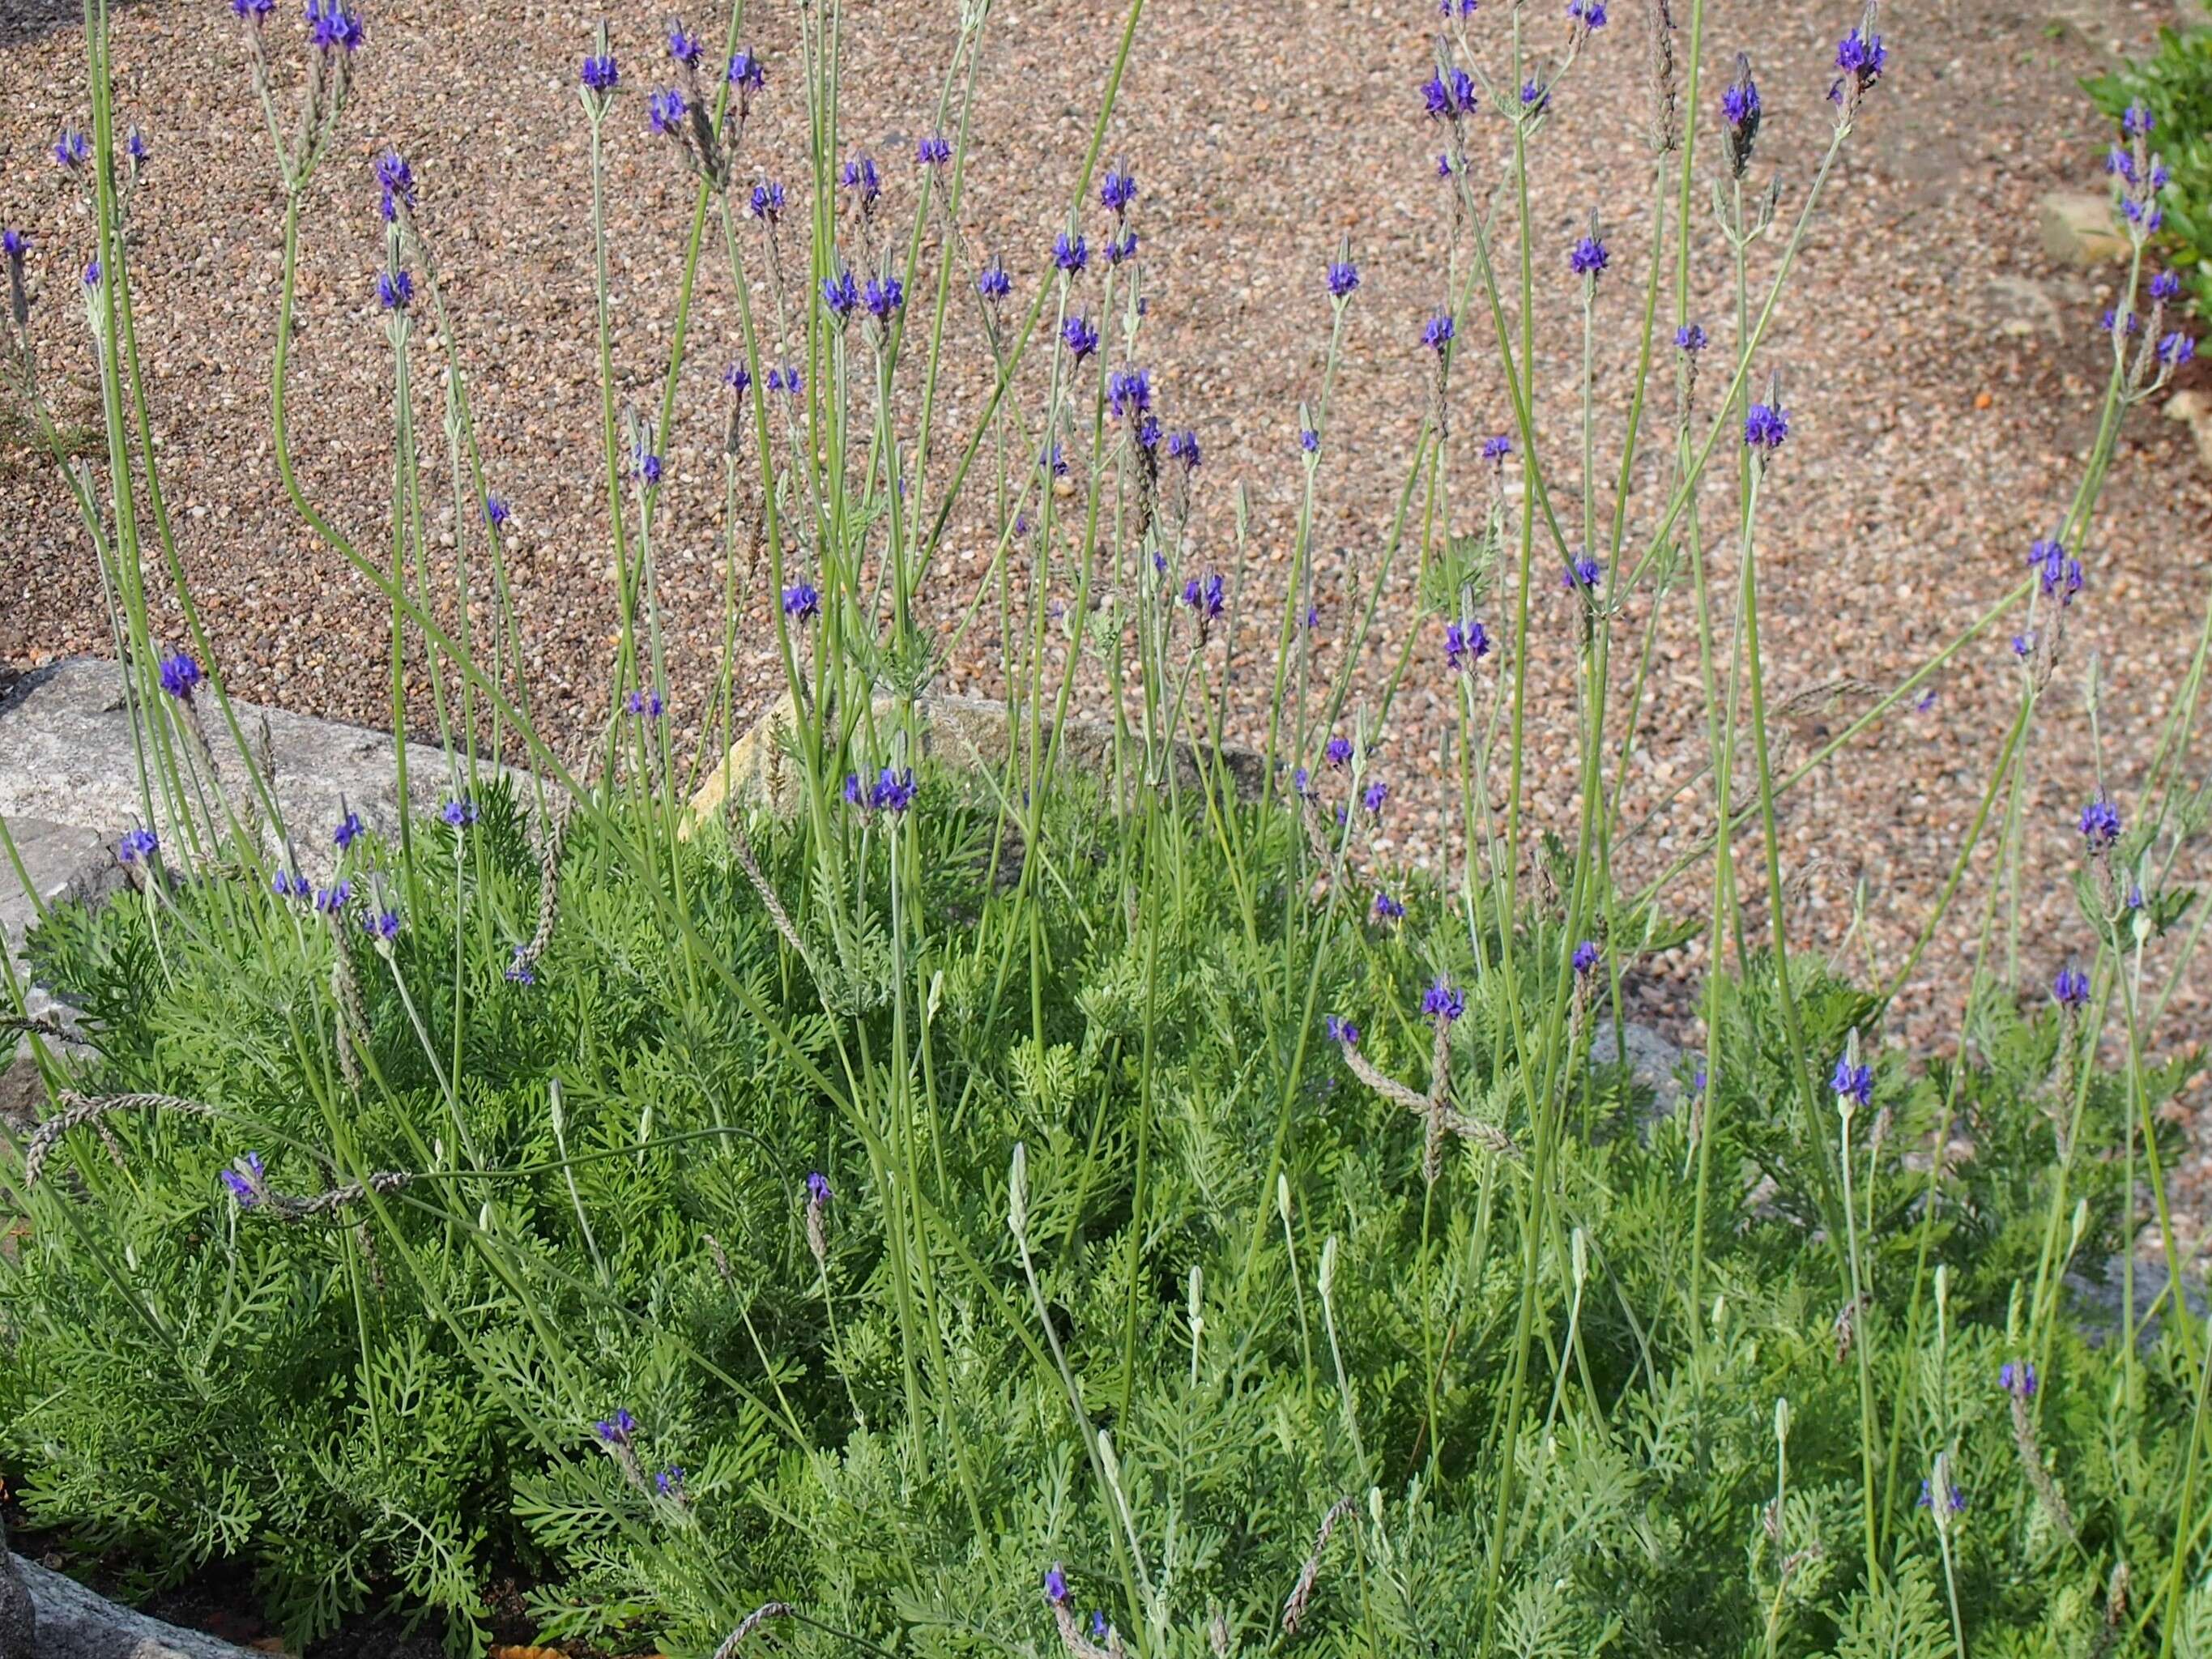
[[5, 0, 2210, 1652], [4, 778, 2206, 1657]]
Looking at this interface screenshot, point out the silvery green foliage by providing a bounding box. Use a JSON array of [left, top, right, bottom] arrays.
[[3, 784, 2202, 1657]]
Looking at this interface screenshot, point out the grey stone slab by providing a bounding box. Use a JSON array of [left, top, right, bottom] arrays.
[[9, 1550, 260, 1658], [0, 816, 121, 960], [0, 657, 495, 879], [1590, 1017, 1696, 1125]]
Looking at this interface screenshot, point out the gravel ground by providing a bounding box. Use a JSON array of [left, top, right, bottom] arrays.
[[3, 0, 2211, 1221]]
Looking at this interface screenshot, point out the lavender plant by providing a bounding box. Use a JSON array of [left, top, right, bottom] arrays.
[[2, 0, 2210, 1654]]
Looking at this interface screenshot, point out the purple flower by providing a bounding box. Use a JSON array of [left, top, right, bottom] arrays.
[[2102, 308, 2142, 336], [2000, 1360, 2038, 1399], [1090, 1613, 1110, 1643], [1324, 736, 1353, 770], [1722, 71, 1760, 133], [917, 134, 952, 167], [1, 228, 28, 262], [2052, 964, 2094, 1009], [375, 149, 415, 221], [1520, 78, 1549, 113], [727, 49, 766, 101], [1326, 1014, 1361, 1046], [272, 871, 310, 900], [749, 179, 786, 222], [220, 1151, 266, 1207], [1570, 235, 1609, 277], [581, 52, 620, 92], [1571, 940, 1600, 976], [1300, 427, 1320, 453], [363, 907, 400, 940], [441, 798, 479, 829], [863, 274, 905, 321], [1424, 313, 1455, 353], [2150, 271, 2181, 303], [2010, 633, 2033, 658], [626, 689, 666, 719], [377, 270, 415, 312], [1327, 258, 1361, 299], [1445, 619, 1491, 672], [723, 361, 752, 399], [335, 811, 365, 850], [870, 767, 917, 813], [2121, 100, 2154, 136], [1165, 429, 1201, 470], [1362, 780, 1389, 815], [1053, 232, 1089, 275], [1045, 1566, 1070, 1606], [657, 1466, 688, 1499], [2159, 332, 2196, 369], [1563, 554, 1603, 591], [119, 828, 160, 864], [1829, 1056, 1873, 1108], [1106, 230, 1139, 266], [1720, 54, 1763, 175], [782, 582, 820, 621], [1107, 367, 1153, 420], [1100, 164, 1137, 215], [1422, 977, 1466, 1024], [1062, 315, 1100, 360], [1918, 1479, 1967, 1513], [807, 1171, 833, 1207], [841, 155, 882, 207], [977, 257, 1012, 299], [1742, 402, 1789, 450], [594, 1409, 638, 1448], [1374, 891, 1405, 921], [159, 652, 202, 700], [1421, 67, 1477, 119], [1675, 323, 1707, 352], [2079, 795, 2121, 851], [1182, 572, 1226, 621], [2027, 538, 2082, 604], [767, 365, 804, 396], [505, 949, 536, 984], [2121, 196, 2163, 232], [1291, 766, 1314, 796], [1436, 151, 1455, 178], [233, 0, 275, 15], [1567, 0, 1607, 26], [648, 87, 689, 138], [1482, 433, 1512, 464], [313, 881, 352, 915], [667, 19, 705, 65], [633, 448, 664, 485], [302, 0, 364, 53], [83, 259, 102, 289], [1831, 26, 1886, 100]]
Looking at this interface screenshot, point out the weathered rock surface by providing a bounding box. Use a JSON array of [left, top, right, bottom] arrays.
[[684, 687, 1268, 829], [1, 815, 122, 1055], [8, 1553, 261, 1657], [2035, 190, 2129, 267], [0, 657, 484, 877], [2167, 389, 2212, 475], [0, 1523, 33, 1659]]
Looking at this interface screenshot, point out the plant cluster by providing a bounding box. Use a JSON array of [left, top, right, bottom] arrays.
[[0, 0, 2207, 1655]]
